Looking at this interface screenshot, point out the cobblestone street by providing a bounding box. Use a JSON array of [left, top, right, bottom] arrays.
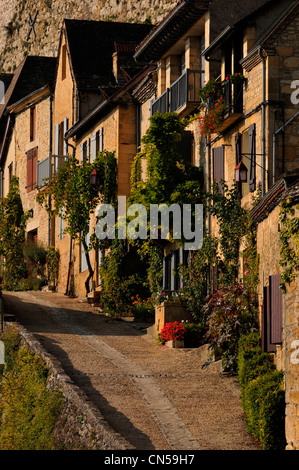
[[3, 290, 260, 451]]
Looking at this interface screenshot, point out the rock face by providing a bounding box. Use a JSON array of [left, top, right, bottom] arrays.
[[0, 0, 177, 72]]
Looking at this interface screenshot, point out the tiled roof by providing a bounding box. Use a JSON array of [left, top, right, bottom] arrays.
[[64, 19, 153, 92], [251, 170, 299, 223], [0, 56, 57, 120]]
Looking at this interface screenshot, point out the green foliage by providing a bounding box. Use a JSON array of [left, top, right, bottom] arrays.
[[204, 285, 258, 372], [0, 325, 21, 379], [279, 198, 299, 293], [0, 336, 63, 450], [244, 371, 286, 450], [0, 176, 28, 290], [237, 332, 276, 400], [208, 181, 248, 286], [178, 234, 219, 321], [130, 112, 203, 210], [46, 246, 60, 291], [237, 332, 286, 450], [99, 239, 150, 316], [23, 242, 48, 290], [183, 321, 206, 348], [37, 151, 117, 294]]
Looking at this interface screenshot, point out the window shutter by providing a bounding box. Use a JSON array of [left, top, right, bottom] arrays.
[[26, 149, 32, 192], [32, 147, 38, 190], [249, 123, 256, 192], [270, 274, 283, 344], [86, 138, 90, 161], [63, 117, 69, 156], [91, 132, 97, 162], [54, 123, 60, 173], [99, 127, 103, 152], [235, 132, 242, 165], [213, 146, 224, 193], [80, 143, 84, 162]]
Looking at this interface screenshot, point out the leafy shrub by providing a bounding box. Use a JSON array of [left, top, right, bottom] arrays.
[[237, 333, 286, 450], [0, 325, 20, 379], [46, 246, 60, 291], [237, 332, 275, 400], [203, 285, 258, 372], [0, 345, 63, 450], [244, 371, 286, 450], [183, 322, 206, 348]]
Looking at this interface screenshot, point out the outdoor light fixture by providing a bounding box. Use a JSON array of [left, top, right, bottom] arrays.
[[90, 168, 99, 186], [234, 161, 248, 183], [28, 209, 34, 218]]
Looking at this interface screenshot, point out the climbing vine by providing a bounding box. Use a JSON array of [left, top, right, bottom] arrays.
[[279, 198, 299, 293], [36, 151, 117, 295]]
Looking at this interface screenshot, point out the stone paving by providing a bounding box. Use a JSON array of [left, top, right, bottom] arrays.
[[2, 290, 260, 451]]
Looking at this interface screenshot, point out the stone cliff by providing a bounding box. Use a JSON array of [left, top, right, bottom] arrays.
[[0, 0, 177, 72]]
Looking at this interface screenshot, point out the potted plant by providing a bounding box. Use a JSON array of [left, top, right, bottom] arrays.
[[160, 321, 186, 348]]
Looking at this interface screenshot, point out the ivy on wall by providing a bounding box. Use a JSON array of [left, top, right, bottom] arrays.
[[279, 198, 299, 293]]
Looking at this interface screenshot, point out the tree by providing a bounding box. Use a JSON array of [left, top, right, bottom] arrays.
[[36, 151, 117, 295], [0, 176, 28, 290]]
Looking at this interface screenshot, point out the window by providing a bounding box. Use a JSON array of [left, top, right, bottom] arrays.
[[30, 106, 36, 142], [26, 147, 38, 192], [80, 138, 90, 162], [61, 44, 67, 81], [241, 130, 250, 197]]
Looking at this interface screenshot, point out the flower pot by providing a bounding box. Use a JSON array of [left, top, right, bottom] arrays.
[[165, 339, 184, 349]]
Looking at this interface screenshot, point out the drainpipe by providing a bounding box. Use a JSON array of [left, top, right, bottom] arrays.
[[48, 93, 54, 248], [273, 109, 299, 186], [258, 47, 266, 197]]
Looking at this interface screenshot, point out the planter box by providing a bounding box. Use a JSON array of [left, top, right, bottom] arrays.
[[155, 301, 193, 338], [165, 340, 184, 349]]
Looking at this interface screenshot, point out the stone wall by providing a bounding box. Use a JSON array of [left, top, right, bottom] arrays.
[[0, 0, 177, 73], [9, 320, 133, 450]]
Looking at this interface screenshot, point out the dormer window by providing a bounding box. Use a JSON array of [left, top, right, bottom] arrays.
[[30, 106, 36, 142]]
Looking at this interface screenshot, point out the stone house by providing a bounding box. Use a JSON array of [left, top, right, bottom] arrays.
[[34, 19, 153, 298], [202, 0, 299, 449], [0, 55, 57, 248]]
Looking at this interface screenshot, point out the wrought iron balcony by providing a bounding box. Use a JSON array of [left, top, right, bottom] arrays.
[[218, 77, 244, 131], [150, 69, 203, 117], [37, 154, 68, 187]]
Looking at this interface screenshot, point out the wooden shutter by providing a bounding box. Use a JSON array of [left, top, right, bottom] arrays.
[[270, 274, 283, 344], [99, 127, 103, 152], [26, 149, 32, 192], [213, 146, 224, 193], [249, 123, 256, 192], [63, 117, 69, 156], [91, 132, 97, 162], [32, 147, 38, 190], [235, 132, 242, 165]]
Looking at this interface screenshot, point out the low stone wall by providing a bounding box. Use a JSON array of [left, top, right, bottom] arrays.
[[3, 320, 133, 450]]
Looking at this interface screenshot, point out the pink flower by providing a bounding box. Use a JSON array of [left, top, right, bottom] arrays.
[[244, 270, 249, 276]]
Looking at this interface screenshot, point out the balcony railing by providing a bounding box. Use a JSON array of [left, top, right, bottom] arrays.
[[170, 69, 202, 113], [222, 78, 244, 116], [150, 69, 203, 116], [37, 154, 68, 187]]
